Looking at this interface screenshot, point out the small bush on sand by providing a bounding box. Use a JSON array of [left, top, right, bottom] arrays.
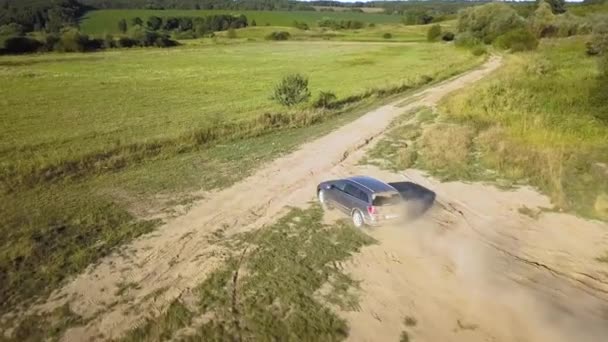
[[383, 32, 392, 39], [271, 74, 311, 107]]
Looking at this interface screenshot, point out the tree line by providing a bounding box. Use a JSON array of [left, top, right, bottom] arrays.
[[0, 0, 88, 32], [118, 14, 248, 36]]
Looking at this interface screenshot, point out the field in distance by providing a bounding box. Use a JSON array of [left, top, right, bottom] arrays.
[[80, 9, 405, 35], [1, 41, 475, 171]]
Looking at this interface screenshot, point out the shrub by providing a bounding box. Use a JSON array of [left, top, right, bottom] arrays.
[[227, 28, 237, 39], [266, 31, 291, 41], [131, 17, 143, 27], [454, 32, 481, 48], [41, 33, 60, 52], [494, 28, 538, 52], [587, 21, 608, 56], [427, 24, 442, 42], [271, 74, 311, 107], [118, 19, 128, 33], [57, 28, 90, 52], [1, 36, 41, 54], [369, 23, 376, 28], [457, 3, 525, 44], [146, 16, 163, 31], [382, 32, 392, 39], [313, 91, 337, 108], [293, 21, 309, 30], [442, 31, 455, 41], [530, 1, 556, 37], [251, 20, 257, 26], [103, 34, 115, 49], [471, 45, 487, 56], [117, 36, 138, 48]]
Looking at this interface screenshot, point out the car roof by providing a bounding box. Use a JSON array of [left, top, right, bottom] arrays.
[[346, 176, 397, 194]]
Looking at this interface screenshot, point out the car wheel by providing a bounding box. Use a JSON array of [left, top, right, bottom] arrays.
[[318, 190, 332, 210], [352, 210, 364, 228]]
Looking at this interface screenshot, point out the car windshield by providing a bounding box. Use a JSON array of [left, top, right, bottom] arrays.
[[372, 194, 401, 206]]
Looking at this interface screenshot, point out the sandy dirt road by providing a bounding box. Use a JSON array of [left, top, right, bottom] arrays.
[[15, 56, 608, 341]]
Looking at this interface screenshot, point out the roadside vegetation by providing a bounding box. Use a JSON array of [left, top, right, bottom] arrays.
[[364, 36, 608, 221], [362, 1, 608, 222]]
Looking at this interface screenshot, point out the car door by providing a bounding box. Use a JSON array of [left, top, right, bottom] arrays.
[[326, 181, 349, 213], [343, 182, 369, 214]]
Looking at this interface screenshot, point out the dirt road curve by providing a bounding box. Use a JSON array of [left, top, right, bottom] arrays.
[[24, 56, 608, 341]]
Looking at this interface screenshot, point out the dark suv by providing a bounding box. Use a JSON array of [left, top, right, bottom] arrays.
[[317, 176, 403, 227]]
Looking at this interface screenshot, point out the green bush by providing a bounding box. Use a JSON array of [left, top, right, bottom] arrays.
[[271, 74, 311, 107], [293, 21, 309, 30], [227, 28, 237, 39], [442, 31, 455, 41], [457, 3, 525, 44], [471, 45, 487, 56], [265, 31, 291, 41], [117, 36, 138, 48], [1, 36, 41, 54], [427, 24, 442, 42], [57, 28, 90, 52], [494, 28, 538, 52], [454, 32, 481, 48], [383, 32, 392, 39], [313, 91, 337, 109]]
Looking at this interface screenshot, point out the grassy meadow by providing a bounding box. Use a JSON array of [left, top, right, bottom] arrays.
[[0, 40, 483, 312], [365, 37, 608, 221], [0, 41, 474, 186], [80, 9, 406, 35]]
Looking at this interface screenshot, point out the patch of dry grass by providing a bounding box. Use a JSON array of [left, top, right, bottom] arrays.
[[417, 123, 475, 177]]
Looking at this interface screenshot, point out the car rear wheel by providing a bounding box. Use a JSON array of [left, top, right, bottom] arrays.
[[352, 210, 364, 228]]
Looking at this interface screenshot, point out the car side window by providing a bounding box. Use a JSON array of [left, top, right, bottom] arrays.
[[344, 183, 368, 202], [334, 181, 347, 192]]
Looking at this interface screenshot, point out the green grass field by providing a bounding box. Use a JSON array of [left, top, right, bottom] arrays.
[[0, 40, 483, 314], [0, 41, 473, 180], [80, 9, 406, 36]]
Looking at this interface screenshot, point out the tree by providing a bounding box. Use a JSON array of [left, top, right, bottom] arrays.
[[457, 3, 525, 44], [427, 24, 442, 42], [131, 17, 143, 27], [539, 0, 566, 14], [118, 19, 127, 33], [271, 74, 311, 107], [147, 16, 162, 31], [531, 1, 557, 37]]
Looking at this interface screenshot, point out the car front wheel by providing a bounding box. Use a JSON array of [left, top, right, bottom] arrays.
[[318, 190, 331, 210], [352, 210, 364, 228]]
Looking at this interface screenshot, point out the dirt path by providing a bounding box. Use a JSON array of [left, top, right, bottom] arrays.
[[12, 56, 558, 341], [338, 166, 608, 342]]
